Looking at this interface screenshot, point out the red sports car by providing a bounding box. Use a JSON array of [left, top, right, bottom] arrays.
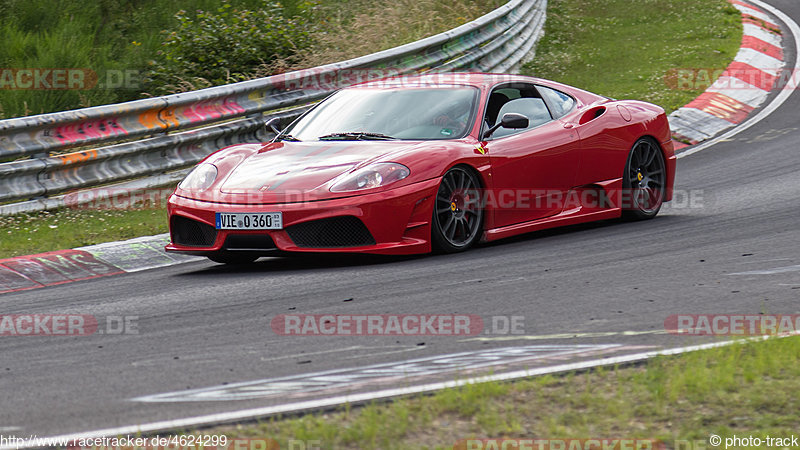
[[166, 73, 676, 263]]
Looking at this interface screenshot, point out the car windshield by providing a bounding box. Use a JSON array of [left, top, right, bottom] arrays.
[[283, 86, 479, 141]]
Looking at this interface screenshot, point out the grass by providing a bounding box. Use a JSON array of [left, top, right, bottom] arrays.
[[0, 206, 168, 259], [187, 336, 800, 449], [522, 0, 743, 114], [0, 0, 504, 118], [295, 0, 507, 68], [0, 0, 270, 118]]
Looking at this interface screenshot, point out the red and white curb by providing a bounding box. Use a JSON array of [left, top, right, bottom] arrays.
[[0, 234, 202, 295], [670, 0, 785, 149]]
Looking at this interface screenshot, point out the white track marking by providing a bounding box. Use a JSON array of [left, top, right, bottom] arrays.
[[743, 23, 783, 47], [735, 47, 784, 76], [670, 108, 739, 142], [734, 3, 779, 26]]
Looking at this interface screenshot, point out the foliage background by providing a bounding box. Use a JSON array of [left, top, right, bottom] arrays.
[[0, 0, 503, 118]]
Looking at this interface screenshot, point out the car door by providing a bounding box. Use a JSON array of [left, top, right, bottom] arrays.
[[482, 83, 581, 228], [539, 85, 630, 187]]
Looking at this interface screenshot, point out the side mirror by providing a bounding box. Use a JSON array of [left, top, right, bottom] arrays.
[[265, 117, 281, 135], [482, 113, 529, 139], [500, 113, 529, 129]]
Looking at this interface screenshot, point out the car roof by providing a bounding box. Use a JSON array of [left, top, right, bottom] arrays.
[[345, 73, 607, 107]]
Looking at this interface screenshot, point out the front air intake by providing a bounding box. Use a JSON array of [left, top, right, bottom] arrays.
[[285, 216, 376, 248], [171, 215, 217, 247]]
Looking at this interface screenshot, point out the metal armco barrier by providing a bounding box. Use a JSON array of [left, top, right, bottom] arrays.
[[0, 0, 546, 214]]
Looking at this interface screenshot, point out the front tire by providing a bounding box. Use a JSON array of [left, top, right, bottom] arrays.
[[431, 166, 484, 253], [622, 137, 666, 220]]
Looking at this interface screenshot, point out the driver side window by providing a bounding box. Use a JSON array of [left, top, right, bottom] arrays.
[[484, 84, 554, 139]]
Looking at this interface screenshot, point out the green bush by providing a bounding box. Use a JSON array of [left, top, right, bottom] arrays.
[[145, 1, 316, 95], [0, 0, 497, 119], [0, 0, 297, 118]]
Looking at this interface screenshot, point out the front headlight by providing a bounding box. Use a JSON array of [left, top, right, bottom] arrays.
[[330, 162, 411, 193], [179, 163, 218, 191]]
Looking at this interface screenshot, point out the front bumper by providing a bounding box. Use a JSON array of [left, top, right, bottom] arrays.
[[166, 178, 440, 256]]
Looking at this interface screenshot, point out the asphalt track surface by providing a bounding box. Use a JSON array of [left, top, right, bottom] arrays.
[[2, 0, 800, 438]]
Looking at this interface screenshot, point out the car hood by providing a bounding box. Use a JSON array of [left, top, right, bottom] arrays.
[[182, 140, 434, 204]]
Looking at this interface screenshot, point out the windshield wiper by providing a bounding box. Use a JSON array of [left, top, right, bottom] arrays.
[[275, 134, 301, 142], [318, 132, 398, 141]]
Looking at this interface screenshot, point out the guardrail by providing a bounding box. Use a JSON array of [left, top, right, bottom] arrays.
[[0, 0, 546, 214]]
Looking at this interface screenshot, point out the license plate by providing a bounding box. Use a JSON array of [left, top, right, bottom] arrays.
[[215, 212, 283, 230]]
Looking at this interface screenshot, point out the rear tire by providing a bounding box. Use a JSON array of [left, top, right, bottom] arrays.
[[431, 166, 484, 253], [622, 137, 666, 221], [208, 252, 259, 265]]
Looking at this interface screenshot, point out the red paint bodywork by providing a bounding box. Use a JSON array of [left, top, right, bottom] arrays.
[[166, 74, 676, 256]]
